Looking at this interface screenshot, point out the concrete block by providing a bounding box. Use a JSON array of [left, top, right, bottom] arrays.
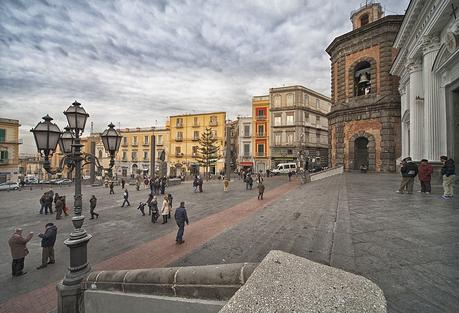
[[219, 250, 387, 313], [175, 263, 249, 286]]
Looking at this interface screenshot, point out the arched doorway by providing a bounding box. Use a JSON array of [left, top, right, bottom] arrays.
[[354, 137, 369, 170]]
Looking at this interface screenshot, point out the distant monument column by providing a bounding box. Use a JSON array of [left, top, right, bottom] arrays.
[[150, 135, 155, 177], [90, 141, 96, 184]]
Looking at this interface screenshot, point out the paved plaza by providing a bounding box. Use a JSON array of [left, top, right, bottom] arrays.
[[0, 173, 458, 313]]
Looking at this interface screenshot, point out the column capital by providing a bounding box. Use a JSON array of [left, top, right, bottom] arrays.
[[398, 85, 407, 95], [421, 35, 441, 55], [407, 57, 422, 74]]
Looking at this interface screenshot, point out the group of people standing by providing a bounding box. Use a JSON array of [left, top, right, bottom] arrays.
[[8, 223, 58, 277], [398, 156, 456, 199], [39, 190, 69, 219]]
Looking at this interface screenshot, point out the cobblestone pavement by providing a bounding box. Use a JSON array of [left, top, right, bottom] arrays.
[[0, 175, 290, 313], [171, 173, 459, 313]]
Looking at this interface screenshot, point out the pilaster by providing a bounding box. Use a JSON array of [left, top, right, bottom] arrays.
[[408, 57, 424, 161], [422, 35, 442, 161]]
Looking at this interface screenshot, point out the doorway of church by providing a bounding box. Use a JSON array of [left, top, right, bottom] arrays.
[[354, 137, 369, 170]]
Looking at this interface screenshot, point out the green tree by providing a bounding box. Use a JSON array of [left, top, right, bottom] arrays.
[[196, 127, 220, 179]]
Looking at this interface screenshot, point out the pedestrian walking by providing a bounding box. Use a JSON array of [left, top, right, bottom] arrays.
[[161, 195, 169, 224], [36, 223, 57, 269], [288, 171, 293, 181], [174, 201, 189, 244], [149, 196, 159, 223], [137, 202, 146, 216], [257, 171, 263, 183], [418, 159, 433, 194], [440, 156, 456, 199], [198, 175, 203, 192], [109, 181, 114, 194], [8, 228, 33, 277], [160, 177, 167, 194], [136, 180, 140, 191], [47, 190, 54, 213], [61, 195, 69, 216], [121, 189, 131, 207], [89, 195, 99, 219], [266, 169, 270, 177], [193, 176, 198, 193], [121, 178, 125, 189], [248, 175, 253, 190], [223, 178, 229, 192], [55, 196, 64, 220], [258, 182, 265, 200], [397, 157, 418, 194], [167, 193, 173, 218], [39, 193, 46, 214], [144, 178, 149, 189]]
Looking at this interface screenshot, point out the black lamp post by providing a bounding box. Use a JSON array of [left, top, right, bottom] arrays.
[[30, 101, 122, 313]]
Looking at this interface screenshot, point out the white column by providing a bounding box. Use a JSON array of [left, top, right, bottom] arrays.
[[399, 86, 409, 158], [422, 36, 442, 161], [408, 58, 424, 161]]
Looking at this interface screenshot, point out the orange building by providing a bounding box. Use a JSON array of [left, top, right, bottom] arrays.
[[252, 95, 270, 173]]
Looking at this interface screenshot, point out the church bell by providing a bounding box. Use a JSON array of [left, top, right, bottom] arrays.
[[358, 72, 369, 85]]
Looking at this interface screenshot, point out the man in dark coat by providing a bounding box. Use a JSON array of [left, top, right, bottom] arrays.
[[397, 157, 418, 194], [8, 228, 33, 276], [109, 181, 115, 194], [47, 190, 54, 213], [121, 178, 125, 189], [39, 193, 46, 214], [198, 175, 203, 192], [121, 189, 130, 207], [37, 223, 57, 269], [55, 197, 64, 220], [258, 182, 265, 200], [174, 202, 189, 244], [440, 156, 456, 199], [89, 195, 99, 219]]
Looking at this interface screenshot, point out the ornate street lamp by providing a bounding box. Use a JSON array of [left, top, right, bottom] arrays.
[[30, 101, 121, 313]]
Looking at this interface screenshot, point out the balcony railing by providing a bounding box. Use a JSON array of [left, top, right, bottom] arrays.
[[209, 121, 218, 126], [192, 123, 200, 128], [242, 133, 251, 138], [192, 137, 199, 141], [257, 132, 265, 137], [175, 137, 183, 142], [156, 142, 163, 146], [176, 123, 184, 128], [0, 159, 9, 164], [175, 152, 184, 157], [256, 115, 266, 120]]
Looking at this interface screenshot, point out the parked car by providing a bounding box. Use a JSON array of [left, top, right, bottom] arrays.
[[56, 179, 72, 185], [0, 182, 20, 191], [270, 163, 297, 175], [309, 165, 323, 173]]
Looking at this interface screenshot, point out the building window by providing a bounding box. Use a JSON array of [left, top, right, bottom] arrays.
[[157, 135, 163, 145], [0, 129, 5, 142], [304, 94, 309, 105], [143, 151, 148, 160], [286, 114, 294, 125], [98, 150, 103, 159], [274, 133, 281, 145], [354, 61, 371, 96], [316, 116, 320, 125], [243, 124, 250, 137], [210, 115, 218, 126], [193, 131, 199, 140], [176, 118, 183, 127], [192, 146, 198, 157], [256, 108, 265, 118], [257, 124, 264, 136], [133, 136, 137, 145], [211, 130, 217, 138], [273, 95, 281, 107], [360, 13, 369, 26], [157, 149, 164, 158], [193, 116, 198, 126], [315, 99, 320, 109], [287, 149, 293, 155], [286, 93, 294, 106], [316, 131, 321, 143], [0, 150, 8, 162], [257, 144, 265, 156], [144, 136, 149, 145], [131, 151, 137, 160], [243, 143, 250, 157], [304, 112, 309, 120], [175, 146, 181, 155], [176, 131, 183, 140], [286, 132, 294, 144], [274, 115, 282, 126], [123, 137, 128, 145], [122, 151, 127, 160]]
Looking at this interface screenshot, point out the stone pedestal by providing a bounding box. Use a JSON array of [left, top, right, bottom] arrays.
[[57, 282, 85, 313]]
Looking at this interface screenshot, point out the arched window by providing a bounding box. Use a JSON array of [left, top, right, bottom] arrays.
[[354, 61, 371, 96], [360, 14, 369, 26]]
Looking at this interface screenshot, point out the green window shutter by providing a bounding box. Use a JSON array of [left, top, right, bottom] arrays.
[[0, 129, 5, 142]]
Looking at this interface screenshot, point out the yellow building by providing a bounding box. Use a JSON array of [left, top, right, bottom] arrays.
[[252, 96, 270, 173], [115, 127, 170, 178], [169, 112, 226, 177], [0, 118, 22, 182]]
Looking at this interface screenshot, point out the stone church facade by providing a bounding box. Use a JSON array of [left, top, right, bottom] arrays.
[[326, 3, 403, 172]]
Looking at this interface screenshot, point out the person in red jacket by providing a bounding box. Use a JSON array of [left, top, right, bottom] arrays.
[[418, 159, 433, 194]]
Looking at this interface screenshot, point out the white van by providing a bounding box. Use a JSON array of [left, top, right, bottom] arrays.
[[271, 163, 297, 175]]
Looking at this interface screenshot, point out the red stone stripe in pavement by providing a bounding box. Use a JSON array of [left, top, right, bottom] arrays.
[[0, 180, 298, 313]]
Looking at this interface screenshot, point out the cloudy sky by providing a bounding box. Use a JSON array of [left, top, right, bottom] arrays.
[[0, 0, 409, 154]]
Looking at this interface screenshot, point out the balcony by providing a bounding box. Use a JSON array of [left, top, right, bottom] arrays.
[[209, 121, 218, 126], [121, 142, 128, 147], [257, 132, 266, 137], [132, 143, 138, 147], [121, 158, 128, 162], [256, 115, 266, 120], [192, 137, 200, 141], [242, 133, 251, 138], [176, 123, 184, 128], [0, 138, 23, 144], [175, 152, 184, 157], [0, 159, 9, 164], [256, 152, 265, 157], [156, 142, 163, 146], [175, 137, 183, 142], [192, 123, 200, 128], [142, 142, 149, 147]]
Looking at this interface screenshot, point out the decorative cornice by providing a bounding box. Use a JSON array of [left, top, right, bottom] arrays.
[[407, 57, 423, 73]]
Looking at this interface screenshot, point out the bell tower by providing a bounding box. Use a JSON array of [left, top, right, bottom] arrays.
[[351, 2, 384, 30]]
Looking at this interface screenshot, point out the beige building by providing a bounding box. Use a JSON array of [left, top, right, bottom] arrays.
[[269, 85, 331, 168], [115, 127, 170, 178], [0, 118, 22, 182], [169, 112, 226, 176]]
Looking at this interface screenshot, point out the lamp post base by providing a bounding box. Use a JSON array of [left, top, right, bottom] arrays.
[[57, 281, 85, 313]]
